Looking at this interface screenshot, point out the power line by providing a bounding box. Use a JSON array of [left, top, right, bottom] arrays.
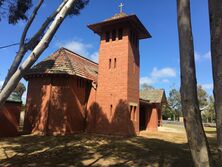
[[0, 42, 20, 50]]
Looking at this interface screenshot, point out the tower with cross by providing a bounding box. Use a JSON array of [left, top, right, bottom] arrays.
[[87, 11, 151, 135], [119, 3, 124, 13]]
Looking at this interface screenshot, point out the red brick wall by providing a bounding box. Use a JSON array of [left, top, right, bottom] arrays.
[[147, 105, 159, 131], [139, 103, 162, 131], [87, 23, 139, 136], [24, 76, 87, 135], [127, 27, 140, 134], [0, 102, 21, 137]]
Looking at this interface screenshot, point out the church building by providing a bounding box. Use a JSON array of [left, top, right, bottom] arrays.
[[23, 11, 165, 136]]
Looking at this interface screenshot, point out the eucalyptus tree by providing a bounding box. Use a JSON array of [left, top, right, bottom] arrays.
[[0, 0, 89, 107], [208, 0, 222, 163], [177, 0, 214, 166]]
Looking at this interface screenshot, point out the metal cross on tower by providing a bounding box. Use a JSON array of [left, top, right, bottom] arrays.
[[119, 3, 124, 13]]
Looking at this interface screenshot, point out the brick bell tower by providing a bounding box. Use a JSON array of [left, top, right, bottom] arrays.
[[88, 7, 151, 136]]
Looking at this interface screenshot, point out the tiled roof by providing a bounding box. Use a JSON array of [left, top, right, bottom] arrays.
[[140, 89, 167, 104], [88, 13, 151, 40], [25, 48, 98, 81], [7, 91, 22, 103]]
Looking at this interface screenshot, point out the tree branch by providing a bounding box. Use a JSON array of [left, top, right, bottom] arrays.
[[26, 0, 68, 49], [0, 0, 76, 108], [20, 0, 44, 46], [2, 0, 68, 88]]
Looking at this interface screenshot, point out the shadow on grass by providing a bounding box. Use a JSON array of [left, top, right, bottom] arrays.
[[0, 134, 193, 167]]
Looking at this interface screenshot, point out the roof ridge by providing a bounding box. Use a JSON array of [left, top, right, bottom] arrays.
[[61, 47, 98, 66], [64, 51, 77, 75]]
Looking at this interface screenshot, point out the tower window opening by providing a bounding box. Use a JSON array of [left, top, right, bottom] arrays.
[[130, 105, 133, 121], [130, 31, 133, 43], [136, 38, 139, 48], [133, 107, 137, 121], [109, 59, 112, 69], [133, 33, 137, 46], [112, 30, 116, 41], [118, 29, 123, 40], [106, 31, 110, 42], [110, 105, 113, 117], [114, 58, 117, 68]]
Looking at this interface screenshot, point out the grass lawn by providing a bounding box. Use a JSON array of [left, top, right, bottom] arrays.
[[0, 125, 219, 167]]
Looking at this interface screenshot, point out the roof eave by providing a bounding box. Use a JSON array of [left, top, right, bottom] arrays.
[[88, 15, 151, 39]]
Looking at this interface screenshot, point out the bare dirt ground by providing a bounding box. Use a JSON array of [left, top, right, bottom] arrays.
[[0, 125, 219, 167]]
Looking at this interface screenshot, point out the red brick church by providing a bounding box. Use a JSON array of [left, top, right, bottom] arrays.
[[23, 12, 166, 136]]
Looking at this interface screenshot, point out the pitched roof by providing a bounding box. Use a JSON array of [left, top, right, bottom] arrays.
[[105, 12, 128, 21], [25, 48, 98, 81], [88, 13, 151, 39], [140, 89, 167, 104]]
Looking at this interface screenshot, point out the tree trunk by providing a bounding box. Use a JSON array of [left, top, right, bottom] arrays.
[[208, 0, 222, 163], [1, 0, 67, 89], [177, 0, 214, 166], [2, 47, 26, 89], [0, 0, 76, 108]]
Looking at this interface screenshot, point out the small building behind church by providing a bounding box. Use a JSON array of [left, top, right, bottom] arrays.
[[140, 89, 167, 131], [23, 12, 167, 136], [0, 91, 22, 137]]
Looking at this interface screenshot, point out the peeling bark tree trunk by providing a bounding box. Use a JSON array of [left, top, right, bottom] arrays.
[[208, 0, 222, 163], [177, 0, 214, 166], [0, 0, 76, 108]]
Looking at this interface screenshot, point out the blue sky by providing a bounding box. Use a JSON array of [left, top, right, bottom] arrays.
[[0, 0, 213, 101]]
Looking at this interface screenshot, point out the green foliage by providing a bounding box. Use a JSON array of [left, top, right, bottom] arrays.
[[0, 0, 89, 24], [68, 0, 89, 16], [166, 88, 182, 120], [162, 104, 174, 120], [8, 0, 33, 24], [0, 0, 32, 24], [197, 85, 208, 110], [202, 95, 216, 123], [165, 86, 216, 123]]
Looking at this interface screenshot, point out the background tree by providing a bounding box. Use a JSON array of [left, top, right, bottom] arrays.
[[0, 0, 89, 107], [196, 86, 216, 123], [140, 83, 154, 90], [177, 0, 214, 166], [208, 0, 222, 162], [208, 96, 216, 123], [162, 104, 174, 120], [167, 88, 181, 121], [197, 85, 208, 110], [14, 82, 26, 98]]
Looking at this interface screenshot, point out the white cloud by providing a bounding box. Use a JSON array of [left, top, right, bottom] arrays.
[[151, 67, 176, 78], [201, 83, 213, 90], [195, 51, 211, 62], [89, 52, 99, 63], [195, 52, 201, 61], [59, 40, 92, 56], [56, 40, 98, 62], [203, 51, 211, 59], [140, 77, 156, 85], [140, 67, 176, 86], [162, 79, 170, 83]]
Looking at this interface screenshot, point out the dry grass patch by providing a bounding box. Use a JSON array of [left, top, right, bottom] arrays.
[[0, 125, 218, 167]]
